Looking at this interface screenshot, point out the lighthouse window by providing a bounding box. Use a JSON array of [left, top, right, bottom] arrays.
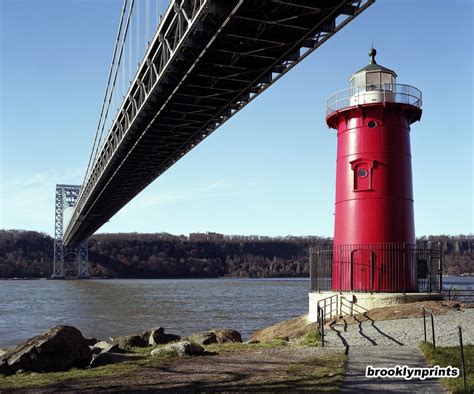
[[368, 120, 377, 128], [366, 72, 381, 87], [358, 168, 368, 178]]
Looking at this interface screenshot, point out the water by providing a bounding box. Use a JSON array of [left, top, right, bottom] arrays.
[[442, 276, 474, 290], [0, 278, 309, 348], [1, 276, 472, 348]]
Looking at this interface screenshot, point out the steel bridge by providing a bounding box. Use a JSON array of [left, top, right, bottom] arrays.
[[55, 0, 375, 275]]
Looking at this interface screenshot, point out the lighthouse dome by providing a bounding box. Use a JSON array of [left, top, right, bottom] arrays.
[[349, 48, 397, 105], [350, 48, 397, 88]]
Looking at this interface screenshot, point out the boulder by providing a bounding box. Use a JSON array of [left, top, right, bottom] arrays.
[[150, 341, 204, 358], [89, 346, 102, 356], [164, 333, 181, 343], [148, 328, 181, 346], [141, 330, 152, 343], [102, 345, 125, 354], [0, 359, 10, 375], [111, 335, 147, 349], [84, 337, 98, 346], [89, 352, 134, 368], [93, 341, 114, 350], [94, 343, 125, 355], [0, 325, 91, 374], [211, 329, 242, 344], [187, 331, 217, 346], [148, 327, 165, 345]]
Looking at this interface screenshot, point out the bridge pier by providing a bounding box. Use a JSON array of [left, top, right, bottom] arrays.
[[52, 185, 90, 279]]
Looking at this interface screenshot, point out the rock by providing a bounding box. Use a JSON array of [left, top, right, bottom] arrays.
[[101, 345, 126, 354], [149, 328, 181, 346], [141, 330, 152, 343], [211, 329, 242, 344], [0, 359, 10, 375], [89, 352, 134, 368], [148, 327, 166, 345], [93, 341, 114, 350], [0, 325, 91, 374], [90, 346, 102, 356], [92, 341, 125, 353], [150, 341, 204, 358], [187, 331, 217, 346], [84, 337, 98, 346], [111, 335, 147, 348], [164, 333, 181, 343], [0, 348, 9, 357]]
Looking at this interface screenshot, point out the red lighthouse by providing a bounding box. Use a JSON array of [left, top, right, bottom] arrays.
[[326, 49, 422, 293]]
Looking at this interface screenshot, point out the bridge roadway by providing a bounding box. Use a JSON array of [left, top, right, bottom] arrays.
[[64, 0, 374, 246]]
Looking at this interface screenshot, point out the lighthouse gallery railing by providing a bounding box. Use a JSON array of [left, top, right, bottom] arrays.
[[326, 83, 422, 115]]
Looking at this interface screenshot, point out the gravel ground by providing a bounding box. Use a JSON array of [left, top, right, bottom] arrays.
[[325, 308, 474, 348]]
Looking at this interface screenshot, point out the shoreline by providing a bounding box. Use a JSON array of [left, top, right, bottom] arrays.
[[2, 275, 474, 280], [1, 303, 473, 392]]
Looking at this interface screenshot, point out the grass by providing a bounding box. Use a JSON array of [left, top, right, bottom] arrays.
[[261, 353, 345, 392], [204, 339, 288, 353], [0, 348, 171, 390], [0, 362, 141, 390], [299, 328, 321, 347], [0, 340, 333, 391], [419, 342, 474, 393]]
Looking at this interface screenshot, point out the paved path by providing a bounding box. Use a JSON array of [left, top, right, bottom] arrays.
[[321, 311, 473, 393], [341, 346, 445, 393]]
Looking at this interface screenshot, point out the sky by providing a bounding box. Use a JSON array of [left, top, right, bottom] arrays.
[[0, 0, 473, 238]]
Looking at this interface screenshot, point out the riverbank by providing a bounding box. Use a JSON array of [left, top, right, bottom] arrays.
[[1, 301, 473, 392]]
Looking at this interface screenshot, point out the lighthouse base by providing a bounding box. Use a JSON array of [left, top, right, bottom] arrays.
[[308, 291, 443, 322]]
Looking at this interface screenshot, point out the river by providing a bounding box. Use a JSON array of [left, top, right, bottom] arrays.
[[1, 276, 472, 348]]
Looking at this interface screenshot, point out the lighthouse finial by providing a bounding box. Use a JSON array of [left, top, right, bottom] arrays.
[[369, 46, 377, 64]]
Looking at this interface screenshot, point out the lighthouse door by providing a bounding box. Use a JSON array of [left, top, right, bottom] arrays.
[[350, 249, 375, 291]]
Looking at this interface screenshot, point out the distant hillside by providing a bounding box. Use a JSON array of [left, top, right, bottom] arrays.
[[0, 230, 472, 278]]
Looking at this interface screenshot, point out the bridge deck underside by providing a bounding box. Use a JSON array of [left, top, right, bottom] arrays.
[[64, 0, 373, 246]]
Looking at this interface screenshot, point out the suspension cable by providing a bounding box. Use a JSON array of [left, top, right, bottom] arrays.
[[136, 0, 140, 65], [146, 0, 150, 47], [82, 0, 128, 186], [90, 0, 135, 177]]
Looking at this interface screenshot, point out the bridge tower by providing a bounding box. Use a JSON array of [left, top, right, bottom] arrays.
[[52, 185, 89, 279], [326, 48, 422, 292]]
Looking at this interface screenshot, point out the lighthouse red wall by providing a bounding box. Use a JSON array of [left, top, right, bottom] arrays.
[[327, 103, 421, 292]]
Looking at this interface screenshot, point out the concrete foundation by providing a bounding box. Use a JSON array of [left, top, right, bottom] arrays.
[[308, 291, 443, 322]]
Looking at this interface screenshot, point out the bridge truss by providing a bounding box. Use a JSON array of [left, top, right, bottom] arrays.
[[53, 185, 89, 278], [63, 0, 375, 246]]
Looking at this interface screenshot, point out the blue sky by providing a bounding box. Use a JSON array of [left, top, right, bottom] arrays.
[[0, 0, 472, 238]]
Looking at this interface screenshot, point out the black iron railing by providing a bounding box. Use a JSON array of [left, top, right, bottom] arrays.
[[443, 287, 474, 303], [317, 294, 338, 347], [310, 243, 442, 293], [421, 305, 436, 349]]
